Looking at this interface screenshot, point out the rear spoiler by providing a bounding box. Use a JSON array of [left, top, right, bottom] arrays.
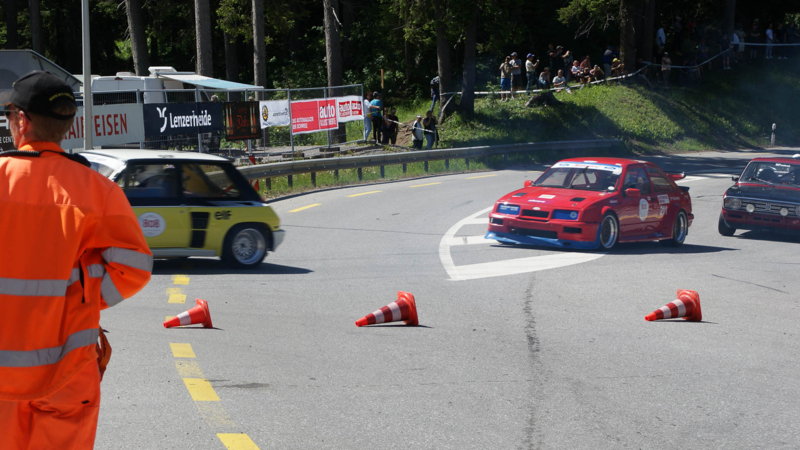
[[665, 171, 686, 181]]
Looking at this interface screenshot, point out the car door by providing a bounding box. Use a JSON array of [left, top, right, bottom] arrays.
[[116, 162, 191, 248], [647, 166, 681, 236], [619, 165, 653, 236]]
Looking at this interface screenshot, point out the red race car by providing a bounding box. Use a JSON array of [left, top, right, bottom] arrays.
[[719, 156, 800, 236], [485, 158, 693, 250]]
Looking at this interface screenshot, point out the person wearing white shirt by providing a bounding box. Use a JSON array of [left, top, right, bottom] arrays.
[[765, 24, 774, 59], [656, 27, 666, 50], [552, 69, 571, 93], [362, 92, 373, 141]]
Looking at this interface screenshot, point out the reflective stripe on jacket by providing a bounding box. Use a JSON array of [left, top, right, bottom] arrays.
[[0, 141, 152, 401]]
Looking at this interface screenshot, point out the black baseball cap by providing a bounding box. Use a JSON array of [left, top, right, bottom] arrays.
[[0, 71, 77, 120]]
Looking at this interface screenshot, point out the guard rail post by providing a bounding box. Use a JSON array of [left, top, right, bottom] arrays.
[[311, 172, 317, 187], [402, 163, 407, 174], [424, 161, 429, 172], [335, 169, 339, 180], [266, 178, 271, 191], [380, 165, 385, 178], [465, 158, 469, 168], [288, 175, 293, 188], [445, 159, 449, 170], [358, 168, 363, 180]]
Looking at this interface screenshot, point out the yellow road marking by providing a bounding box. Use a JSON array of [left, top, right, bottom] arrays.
[[347, 190, 382, 197], [183, 378, 220, 401], [172, 275, 190, 285], [170, 343, 196, 358], [466, 174, 497, 179], [410, 182, 441, 188], [289, 203, 321, 213], [175, 360, 204, 378], [166, 287, 183, 295], [196, 403, 238, 430], [218, 434, 261, 450], [168, 293, 187, 304]]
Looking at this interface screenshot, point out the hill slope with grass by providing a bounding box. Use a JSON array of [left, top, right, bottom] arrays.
[[431, 62, 799, 153]]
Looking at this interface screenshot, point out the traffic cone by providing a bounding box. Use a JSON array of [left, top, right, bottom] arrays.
[[164, 298, 213, 328], [248, 156, 260, 191], [645, 289, 702, 322], [356, 291, 418, 327]]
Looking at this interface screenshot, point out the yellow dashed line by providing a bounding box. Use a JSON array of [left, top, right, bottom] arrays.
[[170, 343, 196, 358], [410, 182, 441, 188], [218, 434, 261, 450], [168, 293, 187, 304], [466, 174, 497, 179], [347, 190, 382, 197], [172, 275, 190, 285], [183, 378, 221, 402], [175, 360, 204, 378], [167, 287, 183, 295], [289, 203, 321, 213]]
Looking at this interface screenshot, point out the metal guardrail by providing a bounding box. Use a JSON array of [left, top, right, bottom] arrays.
[[237, 139, 622, 180]]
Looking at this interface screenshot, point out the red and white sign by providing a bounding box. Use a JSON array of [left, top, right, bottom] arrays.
[[290, 99, 338, 135], [62, 104, 145, 149], [336, 95, 363, 123]]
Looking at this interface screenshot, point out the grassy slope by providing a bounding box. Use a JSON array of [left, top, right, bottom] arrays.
[[426, 62, 800, 153]]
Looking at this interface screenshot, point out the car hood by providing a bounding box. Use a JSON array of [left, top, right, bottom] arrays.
[[729, 183, 800, 203], [498, 187, 613, 208]]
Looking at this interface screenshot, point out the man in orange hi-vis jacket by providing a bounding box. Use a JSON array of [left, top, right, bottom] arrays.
[[0, 71, 152, 449]]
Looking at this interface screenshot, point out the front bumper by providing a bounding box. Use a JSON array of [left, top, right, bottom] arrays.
[[721, 209, 800, 234], [486, 214, 601, 249], [271, 229, 285, 250]]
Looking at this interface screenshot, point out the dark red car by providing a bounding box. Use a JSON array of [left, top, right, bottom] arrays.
[[486, 158, 693, 250], [719, 156, 800, 236]]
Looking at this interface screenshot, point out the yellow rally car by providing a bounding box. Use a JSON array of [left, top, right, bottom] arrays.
[[83, 149, 284, 268]]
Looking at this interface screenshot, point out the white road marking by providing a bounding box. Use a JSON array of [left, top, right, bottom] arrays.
[[439, 207, 606, 281], [464, 217, 489, 225], [445, 235, 493, 246]]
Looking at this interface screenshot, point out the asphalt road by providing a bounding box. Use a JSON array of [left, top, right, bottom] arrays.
[[96, 148, 800, 449]]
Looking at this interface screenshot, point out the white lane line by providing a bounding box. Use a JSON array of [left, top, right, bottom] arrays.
[[439, 207, 606, 281]]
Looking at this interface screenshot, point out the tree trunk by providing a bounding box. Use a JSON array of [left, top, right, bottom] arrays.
[[341, 0, 356, 72], [224, 31, 238, 82], [642, 0, 656, 63], [194, 0, 213, 76], [252, 0, 265, 87], [324, 0, 346, 143], [460, 5, 478, 117], [125, 0, 149, 76], [432, 0, 454, 116], [28, 0, 42, 53], [723, 0, 736, 37], [619, 0, 639, 74], [6, 0, 17, 49]]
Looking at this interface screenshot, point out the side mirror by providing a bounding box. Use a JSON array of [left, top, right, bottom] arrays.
[[731, 176, 739, 182], [667, 172, 685, 181], [524, 180, 533, 188], [625, 188, 641, 198]]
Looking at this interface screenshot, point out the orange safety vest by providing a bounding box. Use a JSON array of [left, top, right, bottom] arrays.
[[0, 141, 152, 401]]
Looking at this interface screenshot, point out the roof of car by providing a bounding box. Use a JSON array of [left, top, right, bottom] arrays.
[[557, 157, 645, 166], [749, 157, 800, 164], [80, 149, 231, 162]]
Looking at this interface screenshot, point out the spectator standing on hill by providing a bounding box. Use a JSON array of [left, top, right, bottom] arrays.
[[548, 44, 559, 74], [734, 26, 745, 62], [656, 26, 666, 52], [429, 76, 440, 112], [552, 69, 571, 94], [423, 110, 438, 150], [411, 115, 424, 150], [603, 45, 614, 76], [748, 21, 761, 62], [509, 52, 522, 99], [765, 24, 774, 59], [722, 34, 732, 69], [370, 92, 383, 143], [499, 56, 512, 101], [525, 53, 539, 93], [559, 47, 573, 81], [538, 67, 551, 89], [697, 38, 709, 69], [362, 92, 373, 141], [383, 107, 399, 145]]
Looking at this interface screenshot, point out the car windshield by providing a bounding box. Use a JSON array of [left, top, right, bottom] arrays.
[[741, 161, 800, 187], [83, 154, 125, 178], [534, 163, 621, 191]]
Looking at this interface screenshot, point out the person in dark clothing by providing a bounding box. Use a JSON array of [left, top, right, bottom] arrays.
[[382, 107, 399, 145], [369, 92, 383, 143]]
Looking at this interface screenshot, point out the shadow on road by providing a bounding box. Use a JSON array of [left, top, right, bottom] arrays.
[[612, 242, 737, 255], [153, 258, 313, 276], [731, 230, 800, 244]]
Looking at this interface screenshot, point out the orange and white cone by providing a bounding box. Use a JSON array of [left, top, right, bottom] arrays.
[[645, 289, 702, 322], [356, 291, 419, 327], [248, 156, 260, 191], [164, 298, 214, 328]]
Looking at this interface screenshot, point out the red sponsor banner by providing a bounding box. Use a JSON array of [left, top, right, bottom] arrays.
[[336, 95, 363, 122], [290, 99, 338, 135]]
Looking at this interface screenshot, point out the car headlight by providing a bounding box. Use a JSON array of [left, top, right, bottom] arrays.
[[553, 210, 580, 220], [746, 203, 755, 213], [724, 197, 742, 210], [780, 207, 789, 217]]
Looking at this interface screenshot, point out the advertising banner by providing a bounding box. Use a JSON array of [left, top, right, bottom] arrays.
[[0, 117, 13, 151], [258, 100, 290, 128], [142, 102, 223, 137], [57, 104, 146, 150], [290, 98, 338, 135], [223, 102, 260, 141], [336, 96, 363, 123]]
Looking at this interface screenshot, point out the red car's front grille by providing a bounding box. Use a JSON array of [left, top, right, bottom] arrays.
[[520, 210, 549, 219]]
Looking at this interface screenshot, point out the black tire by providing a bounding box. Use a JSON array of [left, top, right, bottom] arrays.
[[663, 210, 688, 247], [718, 213, 736, 237], [598, 212, 619, 250], [221, 224, 270, 269]]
